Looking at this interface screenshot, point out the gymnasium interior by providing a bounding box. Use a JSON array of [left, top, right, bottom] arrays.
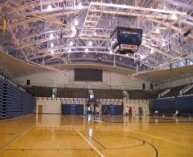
[[0, 0, 193, 157]]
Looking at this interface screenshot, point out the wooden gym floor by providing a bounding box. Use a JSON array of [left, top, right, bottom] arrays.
[[0, 114, 193, 157]]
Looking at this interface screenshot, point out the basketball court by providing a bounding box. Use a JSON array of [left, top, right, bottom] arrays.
[[1, 1, 193, 157], [0, 115, 193, 157]]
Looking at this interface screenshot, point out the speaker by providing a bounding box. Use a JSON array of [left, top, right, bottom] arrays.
[[27, 80, 30, 86], [150, 83, 153, 89], [142, 83, 145, 90]]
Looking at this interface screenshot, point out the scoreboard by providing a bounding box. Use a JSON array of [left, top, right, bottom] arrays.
[[110, 27, 143, 54]]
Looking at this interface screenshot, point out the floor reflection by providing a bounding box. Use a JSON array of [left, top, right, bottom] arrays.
[[36, 114, 193, 132], [1, 114, 193, 157]]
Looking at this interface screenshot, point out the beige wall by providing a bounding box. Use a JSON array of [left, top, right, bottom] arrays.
[[36, 99, 62, 114], [36, 98, 149, 116], [123, 99, 149, 116], [14, 70, 150, 90]]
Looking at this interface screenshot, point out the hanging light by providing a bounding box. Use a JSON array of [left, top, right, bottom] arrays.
[[50, 43, 54, 48], [69, 41, 74, 46], [88, 41, 93, 46], [50, 50, 54, 54], [77, 3, 83, 9], [162, 42, 166, 47], [150, 49, 154, 54], [85, 48, 89, 53], [74, 20, 79, 26], [49, 33, 54, 39], [109, 49, 113, 54], [171, 13, 178, 20], [155, 28, 160, 33], [47, 4, 52, 11], [140, 55, 145, 60]]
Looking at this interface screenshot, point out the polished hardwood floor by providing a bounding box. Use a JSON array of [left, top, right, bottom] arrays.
[[0, 114, 193, 157]]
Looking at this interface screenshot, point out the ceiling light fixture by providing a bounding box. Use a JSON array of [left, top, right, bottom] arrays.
[[69, 41, 74, 46], [161, 42, 166, 47], [50, 43, 54, 48], [77, 3, 83, 9], [88, 41, 93, 46], [49, 33, 54, 39], [171, 13, 178, 20], [47, 4, 52, 11], [155, 28, 160, 33], [140, 55, 145, 60], [85, 48, 89, 53], [74, 20, 79, 26], [50, 50, 54, 54]]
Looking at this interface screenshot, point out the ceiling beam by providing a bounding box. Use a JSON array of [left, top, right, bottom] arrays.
[[90, 2, 186, 15], [151, 18, 193, 39], [156, 0, 193, 10]]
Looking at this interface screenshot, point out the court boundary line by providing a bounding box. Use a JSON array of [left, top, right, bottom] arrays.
[[75, 129, 105, 157], [100, 119, 193, 124], [132, 130, 193, 149], [89, 133, 158, 156], [5, 148, 96, 151], [0, 125, 35, 153], [0, 114, 34, 122], [89, 136, 107, 149]]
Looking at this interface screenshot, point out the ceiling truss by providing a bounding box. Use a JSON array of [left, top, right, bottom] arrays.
[[0, 0, 193, 75]]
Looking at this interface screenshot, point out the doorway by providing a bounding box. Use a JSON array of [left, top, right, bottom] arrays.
[[139, 107, 143, 116], [129, 107, 132, 116], [38, 105, 43, 114]]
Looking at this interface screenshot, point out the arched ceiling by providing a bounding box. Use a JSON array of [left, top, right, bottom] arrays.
[[0, 50, 134, 79], [0, 0, 193, 74]]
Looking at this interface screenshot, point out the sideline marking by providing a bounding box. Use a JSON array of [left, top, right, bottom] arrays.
[[76, 129, 105, 157], [0, 125, 35, 152], [132, 130, 193, 148]]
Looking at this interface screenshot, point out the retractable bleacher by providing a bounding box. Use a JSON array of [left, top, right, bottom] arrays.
[[0, 75, 36, 119]]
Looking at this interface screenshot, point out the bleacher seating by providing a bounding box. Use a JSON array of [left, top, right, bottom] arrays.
[[150, 96, 193, 117], [0, 75, 36, 119], [185, 86, 193, 95], [150, 88, 167, 98], [25, 83, 193, 101], [27, 86, 157, 99], [150, 98, 174, 116], [0, 77, 4, 118], [29, 86, 123, 99], [162, 85, 187, 98], [58, 88, 88, 98], [127, 90, 153, 99], [94, 89, 122, 99], [29, 83, 193, 100], [175, 96, 193, 117], [149, 84, 192, 99], [33, 86, 52, 97]]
